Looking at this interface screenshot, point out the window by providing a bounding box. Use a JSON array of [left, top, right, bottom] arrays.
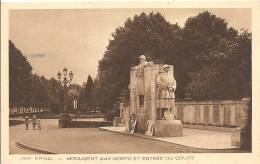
[[139, 95, 144, 108]]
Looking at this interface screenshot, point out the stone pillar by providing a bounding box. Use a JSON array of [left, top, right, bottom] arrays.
[[113, 103, 124, 127], [231, 98, 251, 150], [113, 117, 121, 126], [119, 103, 124, 118]]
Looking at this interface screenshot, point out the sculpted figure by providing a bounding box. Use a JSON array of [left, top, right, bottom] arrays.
[[137, 55, 148, 66], [134, 55, 153, 77], [156, 64, 177, 120]]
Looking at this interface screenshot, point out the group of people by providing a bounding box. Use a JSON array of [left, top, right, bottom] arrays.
[[24, 114, 41, 130]]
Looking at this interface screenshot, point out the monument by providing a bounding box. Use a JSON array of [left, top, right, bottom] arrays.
[[126, 55, 183, 137]]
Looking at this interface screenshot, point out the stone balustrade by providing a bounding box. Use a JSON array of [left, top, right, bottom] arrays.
[[9, 106, 50, 116], [120, 98, 250, 129], [175, 99, 249, 127]]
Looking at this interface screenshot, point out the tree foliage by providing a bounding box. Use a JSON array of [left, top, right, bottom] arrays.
[[79, 75, 96, 111], [182, 12, 251, 99], [96, 11, 251, 112], [9, 11, 251, 114], [96, 12, 181, 111], [9, 41, 33, 105], [9, 41, 64, 113]]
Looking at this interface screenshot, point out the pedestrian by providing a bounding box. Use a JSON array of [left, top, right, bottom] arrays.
[[129, 113, 137, 133], [37, 119, 41, 130], [32, 114, 37, 130], [25, 116, 29, 130]]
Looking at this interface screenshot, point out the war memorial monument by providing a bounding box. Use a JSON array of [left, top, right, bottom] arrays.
[[114, 55, 251, 149]]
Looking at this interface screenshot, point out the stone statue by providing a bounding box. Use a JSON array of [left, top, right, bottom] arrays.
[[133, 55, 153, 72], [137, 55, 148, 66], [156, 64, 177, 120], [132, 55, 154, 93]]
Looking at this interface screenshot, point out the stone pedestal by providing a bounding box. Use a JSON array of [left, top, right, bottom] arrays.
[[113, 117, 121, 126], [154, 120, 183, 137], [58, 113, 72, 128], [231, 98, 251, 150], [231, 127, 241, 147]]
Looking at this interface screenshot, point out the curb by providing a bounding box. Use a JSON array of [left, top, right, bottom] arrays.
[[15, 141, 57, 154], [99, 127, 240, 151], [182, 124, 236, 132]]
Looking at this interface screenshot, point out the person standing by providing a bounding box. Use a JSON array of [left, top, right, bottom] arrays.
[[32, 114, 37, 130], [129, 113, 137, 133], [37, 119, 41, 130], [25, 116, 29, 130]]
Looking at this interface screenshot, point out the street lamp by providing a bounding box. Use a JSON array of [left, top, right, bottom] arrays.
[[57, 67, 73, 128], [57, 67, 73, 88]]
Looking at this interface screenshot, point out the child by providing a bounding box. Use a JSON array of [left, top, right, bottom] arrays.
[[129, 113, 137, 133], [32, 115, 37, 130], [37, 119, 41, 130], [25, 116, 29, 130]]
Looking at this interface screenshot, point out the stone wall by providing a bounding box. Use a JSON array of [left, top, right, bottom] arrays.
[[175, 99, 247, 127], [121, 99, 250, 128]]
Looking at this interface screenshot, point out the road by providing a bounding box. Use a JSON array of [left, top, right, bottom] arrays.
[[9, 119, 244, 154]]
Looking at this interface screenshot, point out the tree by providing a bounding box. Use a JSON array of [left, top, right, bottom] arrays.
[[174, 11, 240, 98], [85, 75, 94, 98], [96, 11, 251, 112], [9, 40, 33, 106], [9, 40, 66, 113], [182, 12, 251, 100], [47, 78, 64, 113], [96, 12, 180, 112], [79, 75, 95, 111]]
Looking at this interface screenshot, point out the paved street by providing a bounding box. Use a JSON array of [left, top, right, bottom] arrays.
[[10, 119, 244, 154], [9, 122, 40, 154]]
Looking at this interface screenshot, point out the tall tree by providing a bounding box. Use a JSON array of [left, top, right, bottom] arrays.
[[79, 75, 95, 111], [85, 75, 94, 98], [96, 12, 180, 112], [46, 77, 64, 113], [96, 11, 251, 112], [181, 12, 251, 100], [9, 40, 33, 106], [173, 11, 239, 98], [9, 40, 65, 113]]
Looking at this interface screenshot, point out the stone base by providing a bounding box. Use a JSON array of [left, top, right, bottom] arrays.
[[154, 120, 183, 137], [231, 128, 241, 147], [231, 127, 251, 150], [58, 119, 70, 128], [145, 120, 155, 136], [113, 117, 121, 126]]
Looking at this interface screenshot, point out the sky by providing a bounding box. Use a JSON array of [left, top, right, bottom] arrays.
[[9, 8, 251, 85]]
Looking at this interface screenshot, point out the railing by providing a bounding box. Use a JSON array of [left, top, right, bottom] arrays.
[[9, 105, 51, 117]]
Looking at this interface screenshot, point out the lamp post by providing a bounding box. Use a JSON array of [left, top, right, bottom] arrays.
[[57, 67, 73, 128]]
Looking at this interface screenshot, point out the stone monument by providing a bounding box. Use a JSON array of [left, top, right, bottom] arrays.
[[127, 55, 183, 137]]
